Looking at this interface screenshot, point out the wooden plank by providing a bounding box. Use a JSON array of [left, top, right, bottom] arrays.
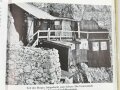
[[38, 36, 48, 38], [37, 30, 110, 34], [77, 22, 80, 38], [29, 31, 39, 40], [43, 40, 70, 48], [80, 31, 110, 33], [89, 39, 110, 41], [47, 28, 50, 41], [38, 30, 48, 32], [38, 36, 73, 39]]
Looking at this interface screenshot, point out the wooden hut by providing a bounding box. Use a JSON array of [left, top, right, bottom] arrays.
[[10, 3, 111, 72], [80, 19, 111, 67]]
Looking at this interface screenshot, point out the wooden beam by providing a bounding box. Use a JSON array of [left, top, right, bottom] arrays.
[[47, 28, 50, 41], [37, 30, 110, 34], [77, 22, 80, 38], [80, 31, 110, 34], [87, 33, 89, 39], [89, 39, 110, 41]]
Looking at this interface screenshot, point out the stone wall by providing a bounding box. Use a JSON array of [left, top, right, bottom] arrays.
[[6, 44, 61, 85], [80, 63, 113, 83]]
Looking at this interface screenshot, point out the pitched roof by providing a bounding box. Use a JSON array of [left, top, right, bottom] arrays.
[[15, 3, 58, 20], [15, 3, 78, 21]]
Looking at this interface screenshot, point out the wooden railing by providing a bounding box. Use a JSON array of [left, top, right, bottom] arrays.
[[29, 29, 110, 46]]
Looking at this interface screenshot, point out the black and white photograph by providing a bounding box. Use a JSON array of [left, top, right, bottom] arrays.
[[6, 2, 113, 85]]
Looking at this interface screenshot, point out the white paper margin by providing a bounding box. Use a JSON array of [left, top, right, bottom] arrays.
[[0, 0, 8, 90], [4, 0, 117, 90]]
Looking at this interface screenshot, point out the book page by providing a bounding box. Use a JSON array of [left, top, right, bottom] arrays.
[[116, 0, 120, 89], [6, 0, 117, 90], [0, 0, 8, 90]]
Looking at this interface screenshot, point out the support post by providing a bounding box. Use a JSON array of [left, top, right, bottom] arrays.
[[37, 31, 39, 45], [87, 33, 89, 39], [74, 41, 81, 65], [60, 30, 62, 41], [37, 31, 39, 40], [48, 28, 50, 41], [77, 22, 80, 39]]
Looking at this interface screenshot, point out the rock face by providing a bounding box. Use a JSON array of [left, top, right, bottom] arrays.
[[7, 11, 19, 45], [80, 63, 113, 83], [70, 63, 113, 83], [6, 44, 61, 85], [31, 3, 111, 31]]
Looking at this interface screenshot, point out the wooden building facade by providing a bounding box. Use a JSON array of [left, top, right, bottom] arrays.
[[9, 3, 111, 72]]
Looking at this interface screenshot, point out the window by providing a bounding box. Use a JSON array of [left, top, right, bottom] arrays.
[[54, 21, 60, 25], [92, 42, 99, 51], [79, 39, 89, 50], [100, 42, 107, 50]]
